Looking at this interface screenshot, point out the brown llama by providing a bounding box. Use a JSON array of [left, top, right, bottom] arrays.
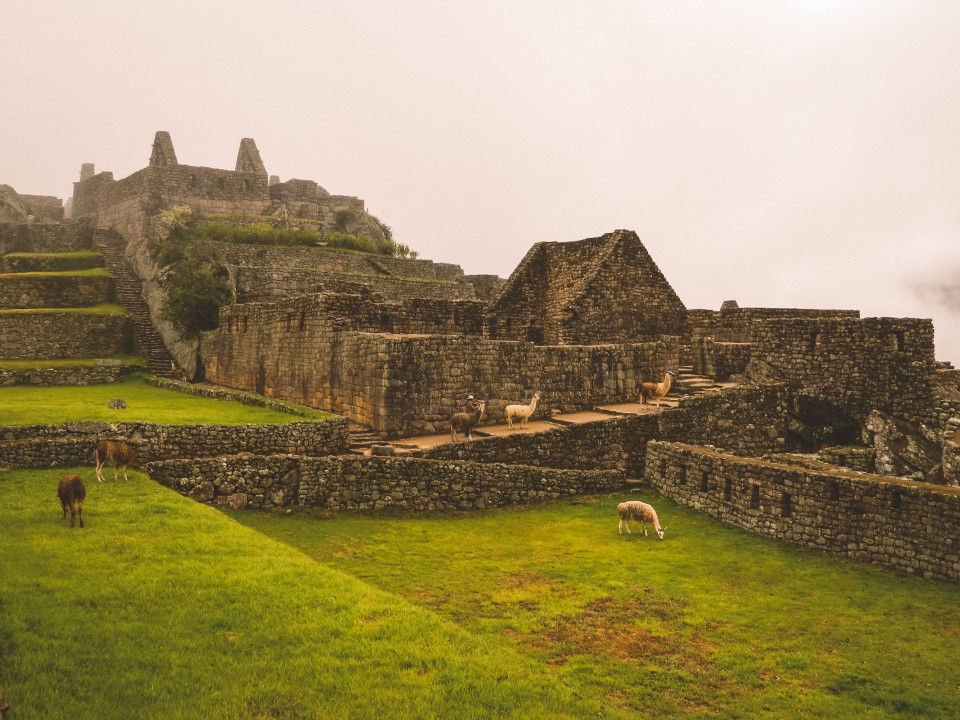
[[58, 474, 86, 528], [450, 400, 485, 442], [92, 440, 138, 482]]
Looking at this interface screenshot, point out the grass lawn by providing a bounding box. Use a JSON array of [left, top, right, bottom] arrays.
[[4, 468, 959, 719], [234, 493, 960, 719], [0, 373, 332, 425], [0, 303, 126, 315], [0, 355, 144, 371], [0, 468, 601, 720]]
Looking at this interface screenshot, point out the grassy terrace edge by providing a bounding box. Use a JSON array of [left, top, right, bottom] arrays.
[[0, 303, 127, 316], [0, 373, 333, 425], [1, 468, 601, 720]]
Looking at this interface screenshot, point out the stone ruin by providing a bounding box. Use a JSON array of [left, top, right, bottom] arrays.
[[2, 130, 959, 580]]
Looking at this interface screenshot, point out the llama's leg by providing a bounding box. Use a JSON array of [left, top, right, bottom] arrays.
[[618, 518, 624, 534], [95, 454, 104, 482], [62, 501, 68, 520], [122, 464, 129, 481], [69, 502, 76, 528], [77, 500, 84, 528]]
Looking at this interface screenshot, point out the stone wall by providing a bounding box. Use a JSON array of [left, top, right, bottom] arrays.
[[0, 219, 94, 255], [202, 294, 679, 436], [19, 195, 65, 222], [233, 267, 479, 304], [486, 230, 687, 345], [210, 241, 468, 283], [0, 273, 114, 309], [416, 385, 790, 476], [2, 252, 103, 273], [0, 361, 138, 387], [691, 339, 752, 380], [747, 316, 937, 428], [0, 417, 348, 468], [644, 440, 960, 582], [687, 305, 861, 344], [147, 454, 624, 512], [0, 311, 131, 359]]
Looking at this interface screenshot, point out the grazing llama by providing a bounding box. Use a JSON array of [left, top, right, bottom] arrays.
[[617, 500, 665, 540], [58, 474, 86, 528], [506, 392, 541, 430], [450, 400, 485, 442], [92, 440, 138, 482], [639, 370, 676, 408]]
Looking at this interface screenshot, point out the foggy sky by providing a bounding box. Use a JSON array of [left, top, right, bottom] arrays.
[[2, 0, 958, 361]]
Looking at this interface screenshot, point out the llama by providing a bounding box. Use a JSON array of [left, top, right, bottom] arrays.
[[58, 474, 86, 528], [617, 500, 665, 539], [506, 392, 541, 430], [450, 400, 485, 442], [639, 370, 676, 408], [92, 440, 138, 482]]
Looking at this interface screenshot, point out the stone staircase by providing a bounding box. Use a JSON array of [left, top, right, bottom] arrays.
[[672, 365, 724, 396], [94, 230, 177, 378], [347, 423, 382, 455]]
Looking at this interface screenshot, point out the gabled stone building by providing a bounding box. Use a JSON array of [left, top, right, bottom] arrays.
[[485, 229, 687, 345]]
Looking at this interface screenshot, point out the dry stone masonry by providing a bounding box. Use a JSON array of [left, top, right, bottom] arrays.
[[3, 130, 959, 583]]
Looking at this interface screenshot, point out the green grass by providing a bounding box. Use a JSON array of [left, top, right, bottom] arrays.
[[0, 373, 332, 425], [2, 250, 102, 260], [4, 469, 960, 718], [0, 267, 112, 279], [0, 303, 126, 315], [0, 468, 604, 720], [233, 494, 960, 719], [0, 355, 144, 371]]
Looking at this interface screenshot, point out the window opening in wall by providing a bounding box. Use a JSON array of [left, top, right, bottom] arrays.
[[781, 492, 793, 518], [700, 471, 709, 492], [723, 477, 732, 501], [829, 481, 840, 501], [286, 313, 293, 332], [808, 331, 819, 353], [678, 465, 686, 485], [217, 177, 226, 190], [750, 484, 760, 509], [891, 490, 902, 510], [227, 317, 233, 333], [243, 317, 248, 332], [659, 458, 667, 477], [888, 330, 905, 351], [299, 311, 306, 332], [188, 174, 197, 188], [505, 318, 513, 334], [380, 315, 394, 333], [244, 179, 251, 191]]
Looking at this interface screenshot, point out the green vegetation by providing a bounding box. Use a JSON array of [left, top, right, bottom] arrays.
[[234, 494, 960, 719], [150, 206, 233, 339], [0, 468, 600, 720], [0, 373, 331, 425], [0, 267, 112, 279], [3, 465, 959, 718], [149, 205, 420, 337], [2, 250, 102, 260], [0, 303, 126, 315], [0, 355, 143, 371]]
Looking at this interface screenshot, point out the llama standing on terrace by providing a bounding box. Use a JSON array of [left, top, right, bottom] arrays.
[[506, 392, 541, 430], [450, 400, 485, 442], [639, 370, 675, 408]]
